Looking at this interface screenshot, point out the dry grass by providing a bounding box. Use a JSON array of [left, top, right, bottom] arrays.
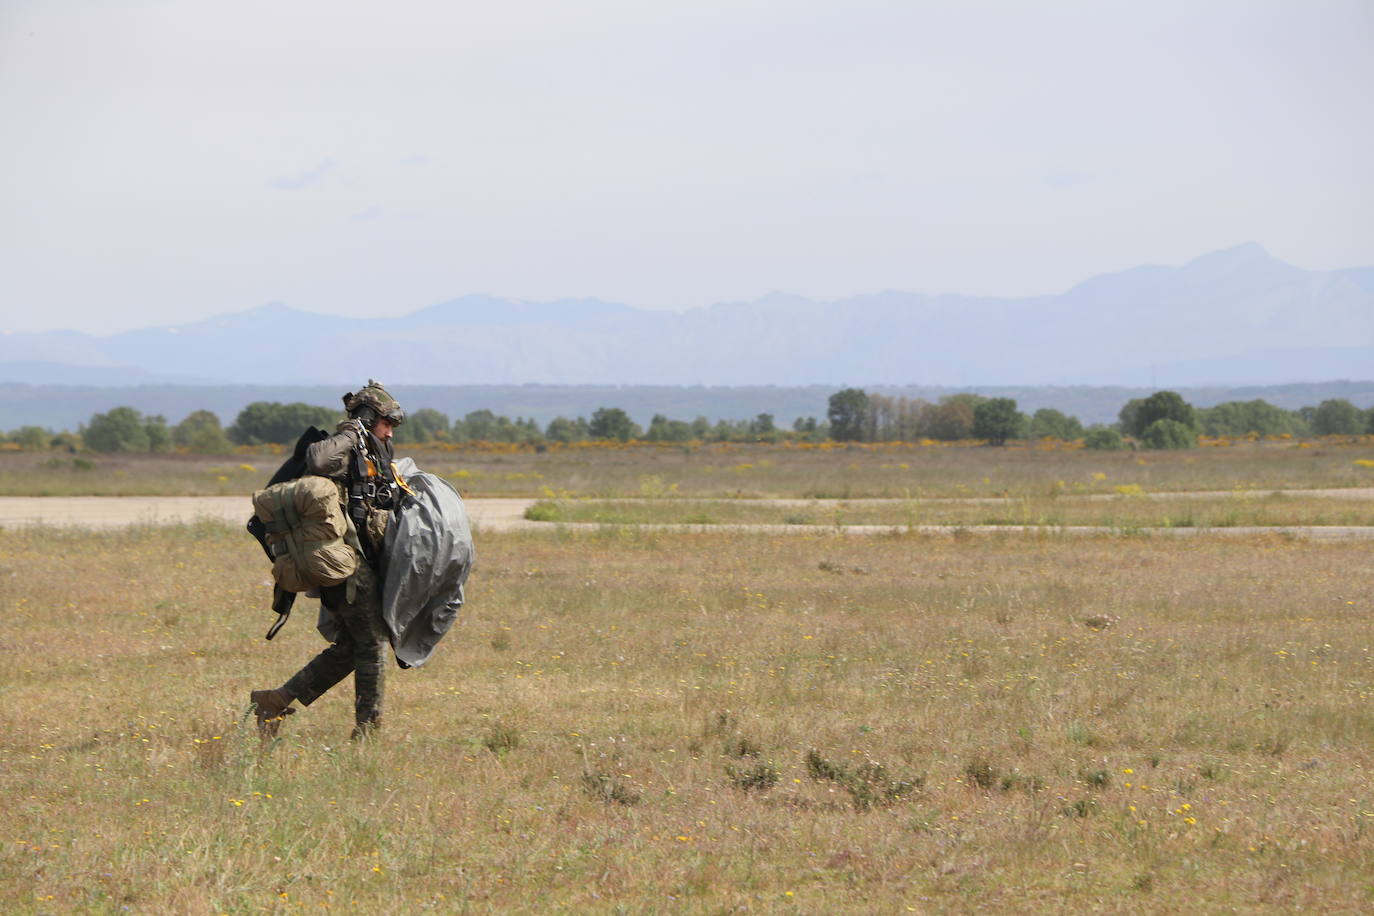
[[3, 520, 1373, 912], [525, 491, 1374, 529], [4, 437, 1374, 498]]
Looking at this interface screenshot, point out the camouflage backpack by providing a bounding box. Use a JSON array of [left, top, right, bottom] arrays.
[[251, 475, 358, 593]]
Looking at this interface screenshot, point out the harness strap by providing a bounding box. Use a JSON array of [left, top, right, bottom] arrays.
[[265, 609, 291, 640], [271, 537, 340, 558], [265, 585, 292, 640]]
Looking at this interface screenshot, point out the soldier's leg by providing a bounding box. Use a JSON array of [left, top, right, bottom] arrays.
[[267, 567, 386, 734], [339, 564, 388, 734], [281, 620, 357, 706], [279, 576, 365, 708], [254, 609, 354, 736]]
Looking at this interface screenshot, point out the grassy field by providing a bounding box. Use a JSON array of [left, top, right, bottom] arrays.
[[524, 491, 1374, 530], [3, 519, 1373, 912], [3, 437, 1374, 499]]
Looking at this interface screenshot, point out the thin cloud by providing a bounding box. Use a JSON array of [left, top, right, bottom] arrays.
[[268, 158, 339, 191]]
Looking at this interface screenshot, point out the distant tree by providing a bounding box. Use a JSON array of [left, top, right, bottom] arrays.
[[709, 419, 738, 443], [544, 416, 589, 443], [972, 398, 1026, 445], [927, 394, 982, 441], [860, 394, 927, 442], [1083, 426, 1125, 451], [867, 394, 896, 440], [173, 410, 233, 454], [456, 409, 498, 442], [588, 407, 639, 442], [1140, 418, 1197, 450], [144, 414, 172, 453], [1117, 398, 1145, 436], [1197, 400, 1295, 437], [10, 426, 52, 450], [459, 412, 536, 444], [229, 401, 339, 445], [745, 413, 779, 442], [865, 394, 926, 442], [1311, 398, 1363, 436], [645, 414, 694, 443], [394, 408, 451, 444], [84, 406, 151, 452], [514, 417, 545, 445], [789, 416, 825, 443], [690, 416, 712, 440], [1367, 407, 1374, 435], [827, 388, 870, 442], [1122, 391, 1197, 438], [645, 414, 670, 441], [51, 431, 81, 453], [1029, 408, 1084, 441]]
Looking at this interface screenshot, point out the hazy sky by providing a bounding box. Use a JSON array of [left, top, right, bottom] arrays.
[[2, 0, 1371, 334]]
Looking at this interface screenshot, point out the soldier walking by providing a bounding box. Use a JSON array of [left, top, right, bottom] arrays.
[[251, 381, 406, 738]]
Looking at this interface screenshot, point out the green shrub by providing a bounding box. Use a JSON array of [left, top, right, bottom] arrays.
[[726, 761, 780, 792], [482, 722, 520, 755], [1198, 399, 1299, 437], [173, 410, 233, 454], [9, 426, 52, 450], [805, 749, 921, 811], [523, 500, 564, 522], [84, 406, 151, 453], [1141, 418, 1197, 450], [1083, 427, 1125, 451], [393, 408, 451, 444], [972, 398, 1026, 446], [1029, 408, 1084, 441], [229, 401, 339, 445], [1121, 390, 1198, 438], [827, 388, 871, 442], [1311, 398, 1364, 436], [581, 769, 641, 806], [588, 407, 639, 442]]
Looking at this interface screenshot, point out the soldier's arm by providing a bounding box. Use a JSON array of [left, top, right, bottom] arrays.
[[305, 421, 362, 478]]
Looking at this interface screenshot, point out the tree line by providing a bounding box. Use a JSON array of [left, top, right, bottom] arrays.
[[0, 402, 794, 453], [2, 391, 1372, 454], [824, 388, 1374, 449]]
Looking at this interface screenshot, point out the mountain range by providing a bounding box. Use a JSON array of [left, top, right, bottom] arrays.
[[2, 243, 1370, 388]]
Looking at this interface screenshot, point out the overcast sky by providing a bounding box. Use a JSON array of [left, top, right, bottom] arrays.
[[2, 0, 1371, 334]]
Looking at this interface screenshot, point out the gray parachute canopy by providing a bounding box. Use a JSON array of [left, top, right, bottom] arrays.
[[380, 457, 474, 667]]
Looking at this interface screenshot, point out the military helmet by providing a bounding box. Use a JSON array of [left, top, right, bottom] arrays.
[[343, 380, 405, 428]]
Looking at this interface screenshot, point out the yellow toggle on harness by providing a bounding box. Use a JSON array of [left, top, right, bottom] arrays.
[[362, 457, 417, 498]]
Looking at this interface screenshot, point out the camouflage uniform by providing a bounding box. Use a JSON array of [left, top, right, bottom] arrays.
[[282, 554, 387, 730], [279, 384, 402, 734]]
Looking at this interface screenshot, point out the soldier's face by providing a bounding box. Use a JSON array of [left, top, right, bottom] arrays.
[[372, 417, 395, 442]]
